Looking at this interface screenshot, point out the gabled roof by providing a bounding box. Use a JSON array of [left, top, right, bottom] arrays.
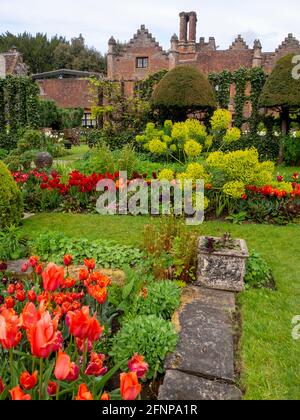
[[117, 25, 168, 58]]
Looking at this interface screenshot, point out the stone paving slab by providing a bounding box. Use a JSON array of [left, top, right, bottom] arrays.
[[165, 298, 235, 382], [159, 370, 242, 401]]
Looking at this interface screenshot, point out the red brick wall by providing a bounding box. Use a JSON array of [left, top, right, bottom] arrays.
[[37, 79, 97, 110]]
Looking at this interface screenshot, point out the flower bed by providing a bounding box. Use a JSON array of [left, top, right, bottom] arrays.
[[0, 256, 178, 401]]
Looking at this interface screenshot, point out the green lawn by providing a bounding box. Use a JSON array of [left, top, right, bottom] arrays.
[[21, 213, 300, 400], [58, 144, 90, 162]]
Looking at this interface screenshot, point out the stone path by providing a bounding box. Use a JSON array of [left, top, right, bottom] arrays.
[[158, 286, 242, 401]]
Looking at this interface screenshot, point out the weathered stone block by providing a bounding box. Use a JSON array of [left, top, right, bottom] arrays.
[[196, 236, 249, 292], [158, 370, 242, 401]]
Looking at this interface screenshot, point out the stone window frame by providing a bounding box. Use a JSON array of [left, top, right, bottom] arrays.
[[136, 57, 149, 69]]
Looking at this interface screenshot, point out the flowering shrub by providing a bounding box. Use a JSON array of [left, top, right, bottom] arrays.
[[0, 256, 152, 400]]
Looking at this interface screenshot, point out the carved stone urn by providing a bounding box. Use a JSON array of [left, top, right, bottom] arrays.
[[196, 236, 249, 292]]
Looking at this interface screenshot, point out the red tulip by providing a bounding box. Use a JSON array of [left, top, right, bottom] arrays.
[[79, 268, 89, 282], [101, 392, 110, 400], [20, 301, 45, 331], [67, 306, 104, 342], [54, 350, 79, 382], [75, 384, 93, 401], [128, 354, 149, 379], [85, 353, 108, 377], [47, 381, 58, 397], [27, 311, 62, 358], [0, 263, 7, 272], [87, 285, 107, 305], [5, 295, 15, 307], [42, 263, 64, 292], [28, 290, 37, 303], [15, 283, 24, 291], [0, 378, 4, 394], [28, 256, 39, 268], [7, 284, 15, 295], [16, 290, 26, 303], [35, 264, 43, 276], [5, 296, 15, 309], [10, 385, 31, 401], [21, 263, 29, 273], [20, 371, 38, 391], [84, 259, 95, 271], [76, 338, 92, 353], [120, 372, 142, 401], [277, 175, 284, 182], [0, 308, 22, 349], [63, 255, 73, 267]]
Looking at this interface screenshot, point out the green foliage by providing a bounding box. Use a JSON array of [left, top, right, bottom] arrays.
[[0, 225, 28, 261], [209, 70, 232, 109], [259, 54, 300, 109], [136, 70, 168, 101], [135, 280, 181, 320], [152, 65, 217, 120], [144, 217, 198, 283], [30, 231, 142, 268], [38, 100, 61, 129], [59, 108, 84, 129], [0, 160, 23, 229], [245, 251, 274, 289], [283, 134, 300, 165], [110, 315, 178, 379], [0, 32, 106, 74], [233, 68, 248, 128], [0, 79, 6, 132], [79, 143, 138, 178]]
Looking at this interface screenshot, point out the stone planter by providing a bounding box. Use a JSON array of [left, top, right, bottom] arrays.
[[196, 236, 249, 292]]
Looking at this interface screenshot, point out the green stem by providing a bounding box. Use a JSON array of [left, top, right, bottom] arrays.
[[39, 358, 44, 400], [9, 348, 14, 388]]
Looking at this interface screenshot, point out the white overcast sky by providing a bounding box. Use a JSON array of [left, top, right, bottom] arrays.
[[1, 0, 299, 53]]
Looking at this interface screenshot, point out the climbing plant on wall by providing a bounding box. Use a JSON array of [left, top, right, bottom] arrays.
[[135, 70, 168, 100], [209, 67, 267, 132], [233, 67, 248, 128], [0, 76, 40, 134], [249, 67, 267, 132], [208, 70, 232, 109], [0, 79, 5, 133]]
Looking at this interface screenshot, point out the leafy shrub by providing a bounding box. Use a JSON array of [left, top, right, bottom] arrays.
[[152, 65, 217, 121], [30, 232, 142, 268], [245, 251, 274, 289], [0, 226, 28, 261], [110, 315, 178, 379], [135, 281, 181, 320], [283, 134, 300, 166], [0, 160, 23, 229], [0, 148, 8, 160]]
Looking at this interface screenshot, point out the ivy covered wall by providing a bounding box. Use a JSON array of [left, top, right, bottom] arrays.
[[209, 67, 267, 132], [0, 75, 40, 134]]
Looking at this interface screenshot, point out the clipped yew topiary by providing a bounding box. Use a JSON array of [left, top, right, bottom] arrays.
[[259, 54, 300, 134], [0, 160, 23, 230], [152, 65, 217, 120]]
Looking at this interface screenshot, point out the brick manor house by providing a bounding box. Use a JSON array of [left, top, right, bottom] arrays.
[[107, 10, 300, 96]]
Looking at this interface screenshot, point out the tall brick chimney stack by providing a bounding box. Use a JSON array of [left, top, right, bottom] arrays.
[[252, 39, 262, 68], [188, 12, 197, 43], [179, 12, 188, 44], [107, 36, 117, 80]]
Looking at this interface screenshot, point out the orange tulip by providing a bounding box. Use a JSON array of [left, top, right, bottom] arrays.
[[20, 301, 46, 331], [120, 372, 142, 401], [87, 285, 107, 305], [20, 371, 38, 391], [79, 268, 89, 282], [101, 392, 110, 400], [10, 386, 31, 400], [67, 306, 104, 342], [42, 263, 64, 292], [84, 259, 95, 271], [27, 311, 62, 358], [0, 308, 22, 350], [89, 272, 111, 288], [54, 350, 79, 382], [75, 384, 93, 401]]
